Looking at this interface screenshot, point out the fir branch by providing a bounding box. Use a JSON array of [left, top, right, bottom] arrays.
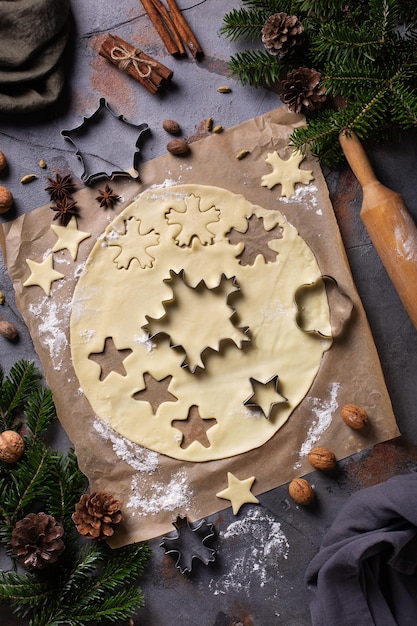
[[0, 570, 48, 616], [0, 360, 40, 429], [228, 49, 281, 86], [220, 7, 270, 41], [24, 386, 56, 438]]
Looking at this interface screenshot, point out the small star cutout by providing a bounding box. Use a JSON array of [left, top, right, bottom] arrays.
[[244, 375, 288, 419], [216, 472, 259, 515], [172, 405, 217, 449], [261, 150, 313, 198], [23, 254, 65, 296], [51, 216, 91, 261], [88, 337, 132, 381], [132, 373, 177, 414]]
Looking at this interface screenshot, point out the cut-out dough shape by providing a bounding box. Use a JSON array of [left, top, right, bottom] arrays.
[[228, 214, 282, 266], [108, 217, 160, 269], [261, 150, 313, 198], [88, 337, 132, 381], [146, 271, 248, 372], [132, 373, 177, 414], [51, 217, 91, 261], [166, 194, 220, 247], [70, 184, 332, 462], [172, 405, 217, 449], [23, 254, 65, 296], [216, 472, 259, 515], [244, 375, 288, 419]]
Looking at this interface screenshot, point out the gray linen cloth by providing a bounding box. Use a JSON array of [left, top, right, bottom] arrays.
[[306, 472, 417, 626], [0, 0, 70, 113]]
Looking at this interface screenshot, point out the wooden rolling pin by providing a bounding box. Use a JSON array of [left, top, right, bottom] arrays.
[[339, 129, 417, 331]]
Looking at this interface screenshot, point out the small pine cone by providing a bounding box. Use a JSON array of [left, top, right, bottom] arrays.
[[281, 67, 327, 114], [72, 492, 123, 540], [261, 13, 305, 58], [11, 512, 65, 570]]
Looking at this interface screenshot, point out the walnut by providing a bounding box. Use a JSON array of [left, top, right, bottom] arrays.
[[288, 477, 314, 505], [0, 430, 25, 463], [166, 138, 190, 156], [308, 447, 337, 471], [341, 403, 368, 430], [162, 119, 181, 135], [0, 318, 18, 340], [0, 151, 7, 173], [0, 185, 13, 214]]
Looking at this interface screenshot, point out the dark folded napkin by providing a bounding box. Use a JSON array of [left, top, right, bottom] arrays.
[[306, 472, 417, 626], [0, 0, 70, 113]]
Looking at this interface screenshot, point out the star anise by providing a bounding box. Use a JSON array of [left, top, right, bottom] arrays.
[[45, 173, 76, 202], [50, 197, 79, 226], [96, 184, 121, 209]]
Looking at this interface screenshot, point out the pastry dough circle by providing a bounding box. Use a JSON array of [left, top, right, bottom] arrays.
[[70, 184, 331, 461]]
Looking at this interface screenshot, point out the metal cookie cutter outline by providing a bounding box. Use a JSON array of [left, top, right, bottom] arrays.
[[160, 515, 216, 574], [294, 275, 354, 339], [61, 97, 150, 185]]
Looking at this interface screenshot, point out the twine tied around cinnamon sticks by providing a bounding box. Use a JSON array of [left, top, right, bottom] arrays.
[[99, 34, 173, 95], [110, 44, 157, 78]]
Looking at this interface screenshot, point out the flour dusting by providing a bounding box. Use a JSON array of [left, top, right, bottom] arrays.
[[127, 469, 192, 516], [298, 381, 340, 459], [209, 507, 289, 596], [279, 183, 319, 206], [93, 418, 159, 472], [28, 297, 72, 370]]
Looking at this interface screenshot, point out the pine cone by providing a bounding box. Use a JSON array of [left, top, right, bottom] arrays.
[[11, 512, 65, 570], [281, 67, 327, 114], [72, 492, 123, 540], [261, 13, 304, 58]]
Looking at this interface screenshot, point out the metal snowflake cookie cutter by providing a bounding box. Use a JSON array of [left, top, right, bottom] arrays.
[[294, 275, 354, 339], [61, 97, 150, 185], [160, 515, 216, 574], [143, 269, 250, 373]]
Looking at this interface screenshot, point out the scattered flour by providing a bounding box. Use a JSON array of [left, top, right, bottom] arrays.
[[28, 297, 72, 370], [93, 418, 159, 473], [127, 469, 193, 516], [279, 183, 319, 207], [298, 381, 340, 460], [133, 332, 156, 352], [209, 507, 289, 596]]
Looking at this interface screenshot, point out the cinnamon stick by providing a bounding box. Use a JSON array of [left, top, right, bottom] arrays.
[[99, 34, 173, 94], [140, 0, 185, 56], [166, 0, 203, 58]]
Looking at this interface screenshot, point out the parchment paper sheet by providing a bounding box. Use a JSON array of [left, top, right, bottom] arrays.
[[0, 108, 399, 545]]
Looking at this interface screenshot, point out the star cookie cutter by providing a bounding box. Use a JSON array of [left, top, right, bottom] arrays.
[[61, 97, 150, 184], [160, 515, 216, 574], [294, 275, 354, 339]]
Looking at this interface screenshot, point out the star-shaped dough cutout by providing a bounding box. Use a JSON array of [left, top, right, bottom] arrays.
[[244, 375, 288, 419], [51, 216, 91, 261], [172, 405, 217, 449], [23, 254, 65, 296], [132, 373, 177, 414], [216, 472, 259, 515], [261, 150, 313, 198], [88, 337, 132, 381]]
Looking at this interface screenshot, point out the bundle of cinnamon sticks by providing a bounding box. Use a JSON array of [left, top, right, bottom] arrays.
[[140, 0, 203, 58], [99, 33, 173, 95]]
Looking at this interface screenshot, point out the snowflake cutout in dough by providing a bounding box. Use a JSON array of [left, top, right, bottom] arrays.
[[145, 271, 249, 372], [166, 194, 220, 247], [261, 150, 313, 198], [108, 216, 160, 269]]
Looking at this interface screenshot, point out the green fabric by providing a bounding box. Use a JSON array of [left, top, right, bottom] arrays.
[[0, 0, 71, 113]]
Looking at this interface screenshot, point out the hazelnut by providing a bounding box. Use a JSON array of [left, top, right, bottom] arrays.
[[341, 403, 368, 430], [166, 138, 190, 156], [288, 477, 314, 505], [0, 185, 13, 214], [0, 150, 7, 174], [162, 119, 181, 135], [0, 318, 18, 340], [308, 447, 337, 471], [0, 430, 25, 463]]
